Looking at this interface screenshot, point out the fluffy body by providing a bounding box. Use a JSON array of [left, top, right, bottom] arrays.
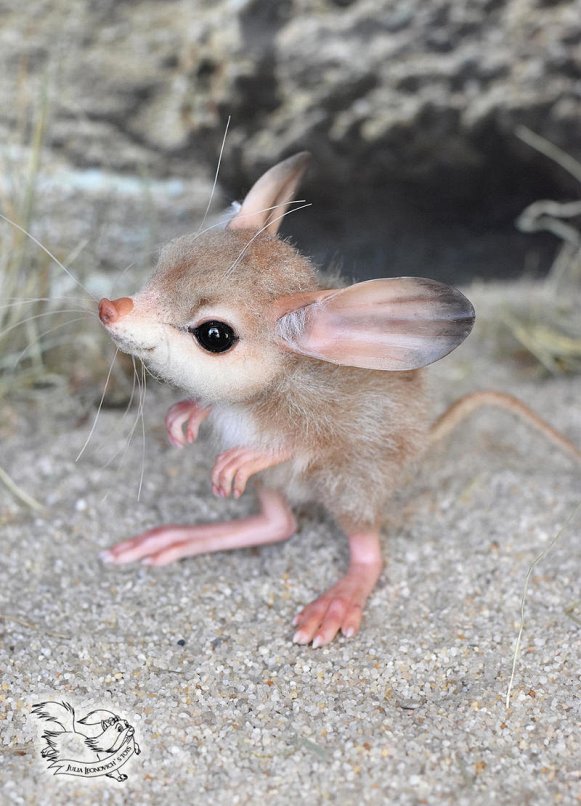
[[110, 229, 427, 527], [98, 152, 474, 646], [230, 359, 427, 527]]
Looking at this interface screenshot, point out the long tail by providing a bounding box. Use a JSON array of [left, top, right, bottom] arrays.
[[430, 390, 581, 463], [32, 701, 76, 733]]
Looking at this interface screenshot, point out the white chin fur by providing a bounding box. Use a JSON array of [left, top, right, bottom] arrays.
[[106, 318, 168, 358], [110, 335, 156, 356]]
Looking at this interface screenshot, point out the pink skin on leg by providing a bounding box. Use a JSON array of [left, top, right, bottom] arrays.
[[165, 400, 210, 448], [292, 529, 383, 648], [100, 486, 296, 566], [211, 445, 292, 499]]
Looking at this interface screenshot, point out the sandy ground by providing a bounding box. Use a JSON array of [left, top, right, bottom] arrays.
[[0, 282, 579, 805]]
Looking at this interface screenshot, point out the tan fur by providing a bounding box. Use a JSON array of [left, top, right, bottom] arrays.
[[146, 230, 319, 319], [107, 230, 320, 403], [98, 154, 578, 647], [98, 151, 474, 536], [104, 227, 429, 528], [248, 359, 427, 526]]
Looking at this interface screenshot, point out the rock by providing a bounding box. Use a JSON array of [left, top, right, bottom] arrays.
[[0, 0, 579, 280]]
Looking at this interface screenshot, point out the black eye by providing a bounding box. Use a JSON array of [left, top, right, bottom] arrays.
[[189, 320, 238, 353]]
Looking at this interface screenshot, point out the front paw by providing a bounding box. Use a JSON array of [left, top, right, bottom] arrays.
[[211, 446, 291, 499], [211, 448, 257, 499], [165, 400, 209, 448]]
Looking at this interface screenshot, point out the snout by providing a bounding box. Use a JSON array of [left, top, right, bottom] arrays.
[[98, 296, 134, 325]]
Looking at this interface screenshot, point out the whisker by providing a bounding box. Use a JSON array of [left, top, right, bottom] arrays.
[[187, 198, 308, 243], [0, 296, 92, 309], [225, 202, 313, 276], [109, 260, 140, 301], [0, 212, 97, 300], [196, 115, 231, 236], [76, 348, 119, 462], [98, 357, 143, 505], [0, 309, 95, 341], [62, 237, 90, 269], [6, 316, 89, 370], [125, 358, 145, 453], [98, 355, 141, 471], [104, 200, 308, 286], [137, 359, 147, 501], [122, 356, 139, 423], [118, 261, 136, 280], [141, 364, 162, 383], [120, 358, 146, 462]]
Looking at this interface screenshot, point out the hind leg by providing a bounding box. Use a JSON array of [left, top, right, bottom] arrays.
[[100, 485, 296, 566], [292, 528, 383, 648]]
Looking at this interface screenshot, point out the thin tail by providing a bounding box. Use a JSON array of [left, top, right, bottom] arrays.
[[430, 390, 581, 463]]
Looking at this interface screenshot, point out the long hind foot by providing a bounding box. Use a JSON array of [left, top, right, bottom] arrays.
[[100, 486, 296, 566], [292, 529, 383, 648]]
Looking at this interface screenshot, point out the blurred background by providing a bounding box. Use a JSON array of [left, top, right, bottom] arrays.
[[0, 0, 580, 396]]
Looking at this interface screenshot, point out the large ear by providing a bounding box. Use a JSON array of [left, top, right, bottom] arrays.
[[227, 152, 311, 235], [275, 278, 475, 371]]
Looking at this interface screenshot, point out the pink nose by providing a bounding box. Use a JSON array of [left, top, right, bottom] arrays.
[[98, 297, 134, 325]]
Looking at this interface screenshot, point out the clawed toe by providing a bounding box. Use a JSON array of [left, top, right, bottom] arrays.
[[292, 593, 364, 647], [292, 554, 382, 648], [165, 400, 209, 448], [210, 446, 290, 499], [99, 526, 188, 565]]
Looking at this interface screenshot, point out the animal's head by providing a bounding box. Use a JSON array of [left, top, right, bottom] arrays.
[[84, 715, 135, 754], [99, 153, 474, 404]]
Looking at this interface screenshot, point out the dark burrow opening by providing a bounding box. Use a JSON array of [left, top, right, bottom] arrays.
[[275, 134, 579, 285]]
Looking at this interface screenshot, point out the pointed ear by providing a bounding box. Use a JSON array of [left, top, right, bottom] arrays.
[[275, 278, 475, 371], [227, 152, 311, 236]]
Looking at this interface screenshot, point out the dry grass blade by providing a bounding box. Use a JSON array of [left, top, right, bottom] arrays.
[[0, 464, 44, 511], [508, 127, 581, 373], [516, 125, 581, 185], [503, 313, 581, 374], [505, 503, 580, 709], [0, 69, 101, 403]]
